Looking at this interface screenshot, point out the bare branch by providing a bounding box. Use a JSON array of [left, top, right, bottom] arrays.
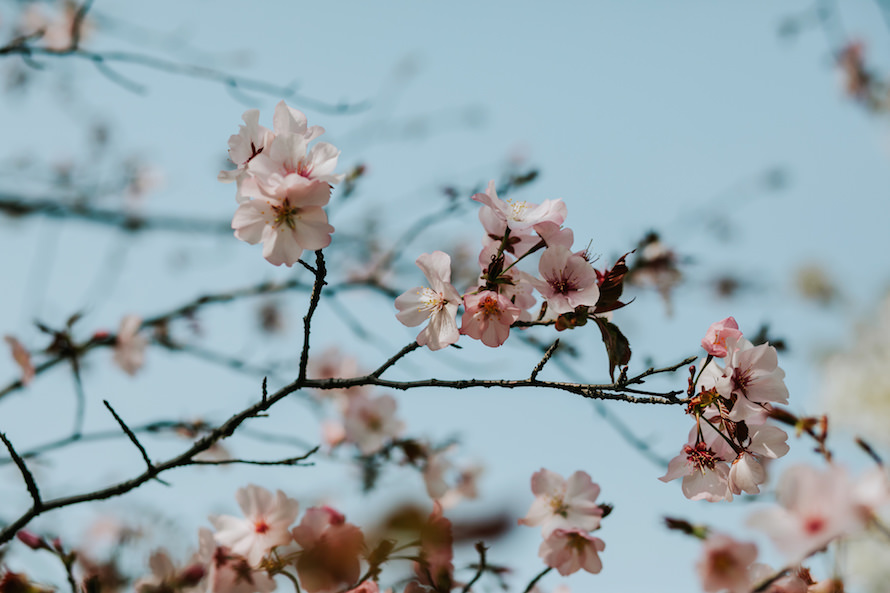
[[529, 340, 559, 381], [371, 342, 421, 379], [298, 251, 327, 383], [0, 432, 42, 507], [103, 400, 169, 486], [187, 446, 319, 467]]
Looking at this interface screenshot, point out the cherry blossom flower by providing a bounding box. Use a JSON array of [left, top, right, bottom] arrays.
[[696, 533, 757, 593], [208, 484, 299, 566], [527, 246, 599, 315], [196, 529, 277, 593], [460, 290, 521, 348], [18, 1, 92, 51], [232, 175, 335, 267], [472, 180, 566, 232], [702, 317, 743, 358], [292, 507, 364, 593], [720, 339, 789, 422], [343, 393, 404, 455], [659, 442, 733, 502], [395, 251, 462, 350], [4, 336, 34, 386], [539, 528, 605, 576], [519, 469, 604, 536], [247, 132, 344, 192], [218, 109, 273, 188], [113, 315, 148, 376]]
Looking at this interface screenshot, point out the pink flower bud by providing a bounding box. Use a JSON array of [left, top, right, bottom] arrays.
[[701, 317, 742, 358], [178, 563, 206, 587], [16, 530, 46, 550]]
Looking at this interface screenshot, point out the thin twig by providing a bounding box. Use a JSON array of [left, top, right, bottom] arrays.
[[187, 446, 318, 467], [522, 567, 551, 593], [371, 342, 421, 378], [529, 340, 559, 381], [103, 400, 169, 486], [461, 542, 487, 593], [298, 251, 327, 383], [0, 432, 42, 507]]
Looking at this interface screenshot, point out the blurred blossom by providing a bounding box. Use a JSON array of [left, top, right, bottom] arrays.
[[820, 293, 890, 446]]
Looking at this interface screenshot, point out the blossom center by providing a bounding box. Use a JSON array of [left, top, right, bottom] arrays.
[[803, 515, 826, 535], [418, 287, 446, 315], [271, 198, 300, 230], [254, 519, 271, 534], [479, 295, 501, 318], [549, 496, 569, 518], [505, 199, 530, 221], [685, 443, 721, 474]]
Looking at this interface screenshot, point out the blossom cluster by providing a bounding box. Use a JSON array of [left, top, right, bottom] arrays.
[[519, 469, 607, 577], [396, 182, 625, 352], [219, 102, 343, 266], [660, 317, 791, 501]]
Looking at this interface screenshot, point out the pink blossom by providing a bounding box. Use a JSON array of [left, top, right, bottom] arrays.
[[232, 175, 334, 267], [533, 221, 574, 250], [218, 109, 273, 188], [343, 393, 404, 455], [539, 528, 605, 576], [4, 336, 34, 386], [196, 529, 276, 593], [113, 315, 148, 376], [721, 340, 789, 422], [527, 246, 599, 315], [702, 317, 743, 358], [519, 469, 604, 536], [659, 442, 733, 502], [696, 533, 758, 593], [208, 484, 299, 566], [460, 290, 521, 348], [292, 507, 364, 593], [472, 180, 566, 232], [395, 251, 462, 350]]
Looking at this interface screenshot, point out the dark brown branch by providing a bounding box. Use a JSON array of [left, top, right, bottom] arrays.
[[0, 432, 42, 507], [103, 400, 169, 486], [371, 342, 421, 378], [298, 251, 327, 383], [529, 340, 559, 381], [187, 446, 318, 467]]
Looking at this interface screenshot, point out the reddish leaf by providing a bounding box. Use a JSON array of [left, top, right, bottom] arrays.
[[594, 317, 632, 381], [594, 252, 633, 314]]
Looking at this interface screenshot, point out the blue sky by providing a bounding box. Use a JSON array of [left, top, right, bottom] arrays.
[[2, 1, 890, 591]]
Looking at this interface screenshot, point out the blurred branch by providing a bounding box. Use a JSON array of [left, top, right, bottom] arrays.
[[0, 45, 370, 114], [0, 193, 232, 233]]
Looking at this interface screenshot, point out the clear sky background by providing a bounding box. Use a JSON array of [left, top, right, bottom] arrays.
[[2, 1, 890, 591]]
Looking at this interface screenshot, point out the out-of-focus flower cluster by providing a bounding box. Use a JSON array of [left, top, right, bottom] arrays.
[[309, 349, 482, 508], [660, 317, 791, 501], [519, 469, 608, 577], [219, 102, 343, 267], [686, 462, 890, 593]]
